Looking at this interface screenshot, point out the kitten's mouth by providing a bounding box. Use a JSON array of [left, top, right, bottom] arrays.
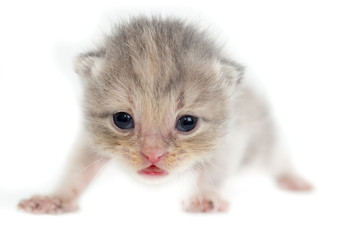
[[138, 165, 168, 176]]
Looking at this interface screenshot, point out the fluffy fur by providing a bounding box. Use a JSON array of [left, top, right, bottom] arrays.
[[18, 16, 312, 214]]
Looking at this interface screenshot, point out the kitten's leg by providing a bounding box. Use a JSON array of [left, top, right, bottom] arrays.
[[182, 162, 230, 213], [266, 140, 313, 192], [182, 144, 243, 213], [18, 134, 109, 214]]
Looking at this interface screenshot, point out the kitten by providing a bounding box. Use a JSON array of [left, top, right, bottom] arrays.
[[18, 16, 312, 214]]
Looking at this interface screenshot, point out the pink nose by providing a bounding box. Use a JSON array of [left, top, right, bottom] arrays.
[[141, 149, 167, 164]]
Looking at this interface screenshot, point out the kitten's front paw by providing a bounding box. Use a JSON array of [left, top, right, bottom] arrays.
[[18, 195, 78, 214], [182, 192, 229, 213]]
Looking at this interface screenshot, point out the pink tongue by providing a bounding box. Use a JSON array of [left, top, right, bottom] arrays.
[[144, 165, 163, 173]]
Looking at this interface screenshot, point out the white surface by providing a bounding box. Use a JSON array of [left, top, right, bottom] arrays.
[[0, 0, 337, 239]]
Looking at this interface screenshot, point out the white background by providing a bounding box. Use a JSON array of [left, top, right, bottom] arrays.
[[0, 0, 337, 239]]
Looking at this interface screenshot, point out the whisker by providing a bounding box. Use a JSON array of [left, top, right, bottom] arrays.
[[89, 159, 113, 183], [75, 157, 108, 177]]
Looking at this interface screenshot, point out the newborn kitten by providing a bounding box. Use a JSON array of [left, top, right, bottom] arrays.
[[18, 16, 312, 214]]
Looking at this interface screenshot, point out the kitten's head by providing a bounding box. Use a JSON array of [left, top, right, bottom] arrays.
[[75, 17, 243, 183]]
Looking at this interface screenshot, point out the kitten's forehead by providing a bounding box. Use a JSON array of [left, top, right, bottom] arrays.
[[99, 40, 225, 131], [103, 18, 221, 90], [102, 51, 222, 117]]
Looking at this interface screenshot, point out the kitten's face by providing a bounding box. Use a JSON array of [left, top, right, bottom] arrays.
[[76, 19, 241, 183]]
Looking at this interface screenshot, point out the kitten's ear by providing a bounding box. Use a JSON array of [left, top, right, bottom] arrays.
[[74, 51, 105, 78], [218, 59, 245, 90]]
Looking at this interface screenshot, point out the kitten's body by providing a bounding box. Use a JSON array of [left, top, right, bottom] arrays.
[[19, 17, 311, 214]]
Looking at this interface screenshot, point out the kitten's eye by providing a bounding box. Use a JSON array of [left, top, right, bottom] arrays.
[[112, 112, 134, 130], [176, 115, 198, 132]]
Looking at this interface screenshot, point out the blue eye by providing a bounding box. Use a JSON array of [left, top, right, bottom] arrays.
[[113, 112, 134, 129], [176, 115, 198, 132]]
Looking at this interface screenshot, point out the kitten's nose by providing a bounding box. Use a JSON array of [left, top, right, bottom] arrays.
[[141, 148, 167, 164]]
